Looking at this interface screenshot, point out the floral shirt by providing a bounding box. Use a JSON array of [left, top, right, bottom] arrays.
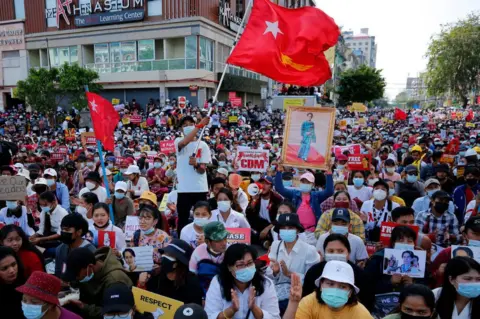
[[136, 229, 171, 262]]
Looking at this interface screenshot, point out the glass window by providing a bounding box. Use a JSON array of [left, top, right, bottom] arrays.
[[185, 36, 197, 59], [121, 42, 136, 62], [148, 0, 162, 16], [70, 46, 78, 63], [94, 44, 109, 63], [49, 48, 59, 66], [79, 0, 92, 15], [14, 0, 25, 19], [138, 40, 155, 61], [45, 0, 56, 27], [110, 42, 121, 63], [200, 37, 214, 71], [58, 47, 70, 65]]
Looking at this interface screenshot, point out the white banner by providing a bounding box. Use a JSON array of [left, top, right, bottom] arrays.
[[234, 147, 269, 172]]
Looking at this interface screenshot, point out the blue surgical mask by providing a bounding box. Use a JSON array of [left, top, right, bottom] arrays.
[[154, 162, 162, 168], [457, 282, 480, 299], [325, 253, 347, 262], [46, 178, 55, 187], [107, 163, 114, 169], [331, 225, 349, 235], [459, 151, 466, 157], [251, 174, 261, 182], [194, 217, 210, 227], [337, 164, 345, 170], [40, 206, 51, 213], [279, 229, 297, 242], [235, 265, 256, 283], [183, 126, 195, 136], [79, 267, 94, 283], [406, 174, 418, 183], [353, 178, 364, 187], [22, 302, 48, 319], [299, 183, 312, 192], [283, 180, 293, 188], [468, 239, 480, 247], [115, 192, 125, 199], [142, 227, 155, 235], [394, 243, 415, 250], [6, 201, 17, 210], [219, 161, 227, 167], [321, 287, 350, 308], [427, 189, 439, 198]]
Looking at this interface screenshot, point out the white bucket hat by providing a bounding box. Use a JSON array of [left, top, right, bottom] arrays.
[[124, 165, 140, 175], [315, 260, 359, 293]]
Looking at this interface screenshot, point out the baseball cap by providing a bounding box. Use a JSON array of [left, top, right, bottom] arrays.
[[336, 154, 348, 161], [159, 239, 193, 266], [140, 191, 158, 206], [204, 222, 229, 241], [464, 216, 480, 233], [332, 208, 351, 223], [43, 168, 57, 177], [114, 181, 127, 192], [300, 172, 315, 183], [174, 304, 208, 319], [274, 213, 305, 233], [405, 165, 418, 173], [63, 247, 96, 282], [124, 165, 140, 175], [315, 260, 359, 293], [102, 283, 134, 314], [260, 176, 273, 185], [424, 178, 440, 188]]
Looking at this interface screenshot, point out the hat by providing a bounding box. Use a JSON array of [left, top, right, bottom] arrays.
[[229, 173, 242, 189], [424, 178, 440, 188], [465, 149, 477, 157], [28, 163, 41, 171], [260, 176, 273, 185], [63, 247, 96, 282], [33, 178, 48, 188], [314, 260, 359, 293], [16, 271, 61, 305], [124, 165, 140, 175], [85, 171, 102, 184], [115, 181, 128, 192], [411, 145, 422, 153], [405, 165, 418, 173], [274, 213, 305, 233], [43, 168, 57, 177], [174, 304, 208, 319], [13, 163, 24, 170], [100, 168, 111, 177], [332, 208, 351, 223], [159, 239, 193, 266], [17, 169, 31, 181], [465, 216, 480, 233], [140, 191, 157, 206], [336, 154, 348, 161], [102, 283, 134, 314], [300, 172, 315, 183], [217, 167, 228, 177], [204, 222, 229, 241]]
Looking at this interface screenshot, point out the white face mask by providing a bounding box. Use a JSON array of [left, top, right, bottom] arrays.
[[86, 181, 96, 190], [217, 201, 231, 212], [368, 178, 379, 186], [373, 189, 387, 201]]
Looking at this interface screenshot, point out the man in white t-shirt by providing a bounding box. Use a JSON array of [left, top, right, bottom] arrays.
[[175, 115, 211, 233]]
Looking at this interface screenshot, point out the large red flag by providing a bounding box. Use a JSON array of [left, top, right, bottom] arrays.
[[394, 108, 407, 120], [86, 92, 119, 151], [227, 0, 339, 86]]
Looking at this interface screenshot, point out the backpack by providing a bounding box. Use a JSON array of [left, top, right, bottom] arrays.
[[197, 259, 221, 295]]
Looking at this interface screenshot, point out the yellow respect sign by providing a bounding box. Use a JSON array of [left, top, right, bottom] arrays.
[[112, 98, 120, 105], [283, 98, 305, 110], [466, 122, 476, 128], [132, 287, 183, 319]]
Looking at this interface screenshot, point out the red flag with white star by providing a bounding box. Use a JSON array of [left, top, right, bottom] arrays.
[[227, 0, 339, 86], [86, 92, 119, 151]]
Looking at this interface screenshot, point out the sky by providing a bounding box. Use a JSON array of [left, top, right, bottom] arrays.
[[316, 0, 480, 100]]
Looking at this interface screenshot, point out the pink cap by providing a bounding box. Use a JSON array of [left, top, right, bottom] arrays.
[[300, 172, 315, 183]]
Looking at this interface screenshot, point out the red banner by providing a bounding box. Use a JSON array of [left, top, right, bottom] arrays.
[[130, 115, 142, 124], [332, 144, 361, 157], [159, 141, 175, 154], [229, 92, 237, 99], [380, 222, 419, 246], [347, 154, 371, 171], [226, 228, 251, 245], [51, 153, 65, 161], [230, 97, 242, 107], [57, 146, 68, 154]]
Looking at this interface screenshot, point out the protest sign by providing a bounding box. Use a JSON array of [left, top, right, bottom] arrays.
[[466, 122, 476, 128], [132, 287, 183, 319], [332, 144, 361, 157], [112, 98, 120, 105], [350, 102, 367, 112], [98, 230, 116, 248], [58, 146, 68, 154], [230, 97, 242, 107], [440, 154, 455, 165], [451, 245, 480, 262], [158, 193, 169, 212], [228, 115, 238, 123], [125, 216, 140, 240], [81, 132, 96, 147], [64, 128, 76, 142], [347, 154, 371, 171], [226, 228, 251, 245], [160, 140, 175, 154], [122, 246, 154, 272], [383, 248, 426, 278], [51, 153, 65, 161], [234, 148, 269, 172], [121, 117, 131, 125], [431, 244, 445, 262], [283, 97, 305, 110], [379, 222, 419, 246], [228, 92, 237, 99], [373, 292, 400, 319], [130, 115, 142, 124], [366, 241, 379, 257], [0, 176, 27, 201], [339, 119, 347, 129], [357, 118, 366, 126], [178, 96, 187, 109]]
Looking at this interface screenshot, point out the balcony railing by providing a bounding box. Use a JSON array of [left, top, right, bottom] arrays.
[[217, 62, 261, 80], [84, 59, 199, 73]]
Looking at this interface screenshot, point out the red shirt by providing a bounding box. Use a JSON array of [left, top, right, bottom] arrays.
[[18, 249, 44, 279]]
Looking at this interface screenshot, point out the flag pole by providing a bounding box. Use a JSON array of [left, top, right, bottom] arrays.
[[193, 0, 253, 155], [84, 85, 115, 224]]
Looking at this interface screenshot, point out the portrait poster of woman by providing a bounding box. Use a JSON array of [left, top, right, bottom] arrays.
[[281, 106, 335, 170]]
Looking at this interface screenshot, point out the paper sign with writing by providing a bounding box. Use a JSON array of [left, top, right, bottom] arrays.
[[228, 92, 237, 99], [122, 246, 154, 272], [228, 115, 238, 123], [81, 132, 96, 147], [0, 176, 27, 201], [112, 98, 120, 105], [373, 292, 400, 319], [347, 154, 371, 171], [332, 144, 361, 157], [160, 141, 175, 154], [158, 193, 169, 212], [130, 115, 142, 124], [58, 146, 69, 154], [226, 228, 251, 245], [98, 230, 116, 248], [51, 153, 65, 161], [125, 216, 140, 240], [380, 222, 419, 246], [466, 122, 476, 128], [132, 287, 183, 319], [234, 148, 269, 172], [230, 97, 242, 107], [383, 248, 426, 278]]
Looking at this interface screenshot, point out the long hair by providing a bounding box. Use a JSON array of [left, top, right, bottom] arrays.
[[0, 225, 45, 270], [0, 246, 25, 286], [218, 244, 265, 302], [390, 284, 436, 315], [217, 188, 242, 213], [436, 257, 480, 319]]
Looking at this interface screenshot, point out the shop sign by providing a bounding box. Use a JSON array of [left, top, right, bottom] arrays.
[[219, 1, 244, 34], [0, 23, 25, 51]]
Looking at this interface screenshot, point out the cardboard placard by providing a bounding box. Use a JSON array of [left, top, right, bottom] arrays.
[[379, 222, 419, 246], [130, 115, 142, 124], [81, 132, 96, 147], [226, 228, 251, 245], [234, 147, 269, 172], [160, 141, 175, 154], [158, 193, 168, 212], [347, 154, 371, 171], [132, 287, 183, 319], [178, 96, 187, 109], [125, 216, 140, 240], [228, 115, 238, 123], [383, 248, 426, 278], [0, 176, 27, 201], [98, 230, 116, 248], [112, 98, 120, 105], [373, 292, 400, 319]]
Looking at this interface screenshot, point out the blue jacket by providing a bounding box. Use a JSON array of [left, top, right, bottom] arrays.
[[54, 182, 70, 212], [274, 171, 333, 221], [453, 183, 480, 224]]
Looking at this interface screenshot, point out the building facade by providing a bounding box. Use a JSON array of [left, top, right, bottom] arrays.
[[342, 28, 377, 68], [0, 0, 311, 111]]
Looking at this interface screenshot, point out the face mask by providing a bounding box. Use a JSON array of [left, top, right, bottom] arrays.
[[86, 181, 96, 190], [321, 287, 350, 308], [219, 161, 227, 167], [337, 164, 345, 170], [115, 192, 125, 199], [6, 201, 17, 210], [251, 174, 261, 182], [161, 255, 176, 274], [468, 239, 480, 247], [40, 206, 51, 213], [331, 225, 349, 235], [169, 161, 175, 166], [368, 178, 379, 186], [459, 151, 466, 157], [373, 189, 387, 201], [427, 189, 439, 198], [46, 179, 55, 187], [142, 227, 155, 235], [154, 162, 162, 168], [283, 180, 293, 188], [87, 162, 94, 168], [456, 282, 480, 298], [406, 175, 418, 183], [389, 189, 395, 197], [299, 183, 312, 193], [217, 201, 231, 212], [434, 202, 449, 214], [394, 243, 415, 250], [194, 217, 210, 227], [325, 253, 347, 262], [353, 178, 364, 187], [94, 157, 99, 162], [104, 312, 132, 319], [386, 167, 395, 173], [279, 229, 297, 242], [22, 302, 48, 319], [183, 125, 195, 136], [235, 265, 256, 283], [400, 312, 431, 319], [79, 266, 94, 283], [60, 231, 75, 245]]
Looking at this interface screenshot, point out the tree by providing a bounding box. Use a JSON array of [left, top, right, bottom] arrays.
[[336, 65, 386, 104], [424, 12, 480, 108], [395, 91, 409, 104], [17, 63, 102, 115]]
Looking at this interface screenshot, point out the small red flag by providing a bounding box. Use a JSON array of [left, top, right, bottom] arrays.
[[466, 109, 474, 121], [86, 92, 119, 151], [394, 108, 407, 120], [227, 0, 339, 86]]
